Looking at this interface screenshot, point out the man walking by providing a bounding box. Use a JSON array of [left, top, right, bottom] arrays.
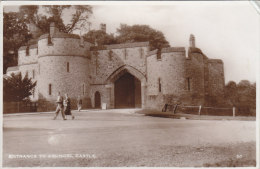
[[53, 92, 66, 120]]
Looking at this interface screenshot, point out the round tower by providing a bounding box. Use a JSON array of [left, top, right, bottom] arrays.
[[37, 23, 92, 109], [160, 48, 186, 96]]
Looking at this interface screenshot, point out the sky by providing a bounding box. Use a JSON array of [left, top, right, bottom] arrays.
[[3, 1, 260, 84]]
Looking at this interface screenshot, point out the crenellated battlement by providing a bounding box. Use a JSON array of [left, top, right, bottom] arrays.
[[6, 22, 225, 111]]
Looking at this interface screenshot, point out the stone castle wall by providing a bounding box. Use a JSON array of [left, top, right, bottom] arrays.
[[207, 59, 225, 97], [89, 42, 149, 84], [18, 45, 38, 65], [38, 35, 92, 57], [184, 49, 207, 105], [146, 47, 187, 109], [6, 24, 225, 111]]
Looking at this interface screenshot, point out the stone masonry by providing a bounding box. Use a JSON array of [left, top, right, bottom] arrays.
[[6, 24, 225, 111]]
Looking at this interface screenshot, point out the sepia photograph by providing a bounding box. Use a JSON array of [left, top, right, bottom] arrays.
[[1, 1, 259, 167]]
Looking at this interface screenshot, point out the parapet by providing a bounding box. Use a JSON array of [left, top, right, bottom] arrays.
[[208, 59, 223, 64], [7, 66, 19, 72], [161, 47, 185, 53], [90, 41, 149, 51], [147, 47, 185, 57], [18, 44, 38, 51], [38, 32, 80, 40], [147, 49, 158, 57]]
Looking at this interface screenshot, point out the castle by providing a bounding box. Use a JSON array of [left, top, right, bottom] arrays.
[[6, 23, 225, 111]]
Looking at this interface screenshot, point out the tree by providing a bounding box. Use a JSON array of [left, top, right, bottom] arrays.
[[3, 72, 37, 102], [3, 12, 32, 74], [116, 24, 170, 50], [224, 81, 238, 106], [224, 80, 256, 116], [19, 5, 93, 34], [83, 30, 117, 46]]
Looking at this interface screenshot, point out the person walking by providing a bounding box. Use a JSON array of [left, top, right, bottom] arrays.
[[64, 93, 75, 120], [53, 92, 66, 120], [77, 96, 82, 112]]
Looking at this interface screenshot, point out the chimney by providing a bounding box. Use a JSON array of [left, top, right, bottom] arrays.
[[50, 22, 57, 36], [189, 34, 195, 48], [100, 23, 106, 33]]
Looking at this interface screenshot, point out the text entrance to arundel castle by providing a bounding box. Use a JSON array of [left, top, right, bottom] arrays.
[[114, 73, 141, 108]]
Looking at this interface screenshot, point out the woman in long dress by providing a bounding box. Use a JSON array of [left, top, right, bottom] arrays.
[[63, 93, 75, 120]]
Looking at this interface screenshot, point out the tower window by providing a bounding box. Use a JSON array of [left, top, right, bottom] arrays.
[[67, 62, 69, 72], [49, 84, 52, 95], [124, 48, 127, 59], [83, 84, 85, 95], [26, 46, 30, 56], [187, 78, 191, 91], [139, 48, 143, 58], [158, 78, 162, 92]]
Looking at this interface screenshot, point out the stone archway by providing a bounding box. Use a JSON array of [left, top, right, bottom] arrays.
[[105, 65, 147, 109], [114, 72, 141, 108]]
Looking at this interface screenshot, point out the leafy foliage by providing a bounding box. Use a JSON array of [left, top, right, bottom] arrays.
[[18, 5, 93, 34], [116, 24, 170, 50], [224, 80, 256, 116], [83, 30, 117, 46], [3, 12, 32, 74], [3, 72, 37, 102], [83, 24, 170, 51]]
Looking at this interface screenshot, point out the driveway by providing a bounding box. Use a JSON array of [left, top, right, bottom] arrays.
[[3, 109, 256, 167]]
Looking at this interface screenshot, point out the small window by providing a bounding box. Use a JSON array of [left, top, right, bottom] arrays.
[[139, 48, 143, 58], [157, 49, 161, 60], [83, 84, 85, 95], [67, 62, 69, 72], [124, 48, 127, 60], [49, 84, 52, 95], [32, 70, 35, 78], [158, 78, 162, 92], [32, 89, 35, 98], [187, 78, 191, 91], [26, 46, 30, 56]]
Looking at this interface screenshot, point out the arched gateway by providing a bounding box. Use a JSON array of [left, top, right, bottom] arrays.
[[114, 73, 141, 108], [105, 65, 147, 109]]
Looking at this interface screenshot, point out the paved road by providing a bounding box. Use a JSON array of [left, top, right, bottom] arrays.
[[3, 109, 256, 167]]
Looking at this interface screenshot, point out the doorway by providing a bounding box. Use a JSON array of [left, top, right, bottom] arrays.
[[114, 72, 141, 108], [94, 91, 101, 108]]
